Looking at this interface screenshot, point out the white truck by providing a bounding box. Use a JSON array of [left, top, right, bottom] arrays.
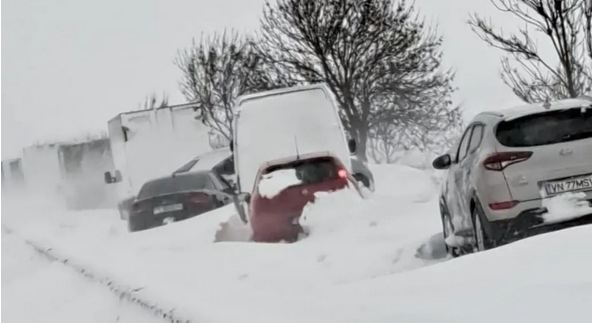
[[16, 138, 117, 209], [1, 158, 25, 192], [103, 103, 216, 218]]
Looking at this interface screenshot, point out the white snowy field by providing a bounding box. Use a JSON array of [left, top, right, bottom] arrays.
[[2, 163, 592, 323], [1, 230, 163, 323]]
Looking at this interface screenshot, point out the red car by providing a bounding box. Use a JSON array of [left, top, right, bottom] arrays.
[[246, 154, 350, 242]]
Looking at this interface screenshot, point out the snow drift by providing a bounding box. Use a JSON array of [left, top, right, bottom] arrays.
[[3, 163, 592, 323]]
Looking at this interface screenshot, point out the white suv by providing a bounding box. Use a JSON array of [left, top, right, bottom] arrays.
[[433, 97, 592, 255]]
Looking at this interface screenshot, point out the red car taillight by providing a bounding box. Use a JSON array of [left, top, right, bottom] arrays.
[[337, 168, 348, 179], [187, 192, 210, 204], [488, 200, 519, 210], [483, 151, 532, 171]]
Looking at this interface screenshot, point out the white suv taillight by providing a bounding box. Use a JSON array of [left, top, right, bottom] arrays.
[[483, 151, 533, 171]]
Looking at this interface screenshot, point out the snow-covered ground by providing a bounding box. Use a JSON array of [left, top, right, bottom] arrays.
[[1, 230, 162, 323], [3, 163, 591, 322]]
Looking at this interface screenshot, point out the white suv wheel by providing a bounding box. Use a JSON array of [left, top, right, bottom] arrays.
[[444, 215, 453, 240], [474, 212, 485, 251]]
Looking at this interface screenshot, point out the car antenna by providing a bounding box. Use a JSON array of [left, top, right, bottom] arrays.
[[294, 136, 300, 160]]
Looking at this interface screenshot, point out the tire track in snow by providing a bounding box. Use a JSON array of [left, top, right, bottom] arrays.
[[2, 226, 195, 323]]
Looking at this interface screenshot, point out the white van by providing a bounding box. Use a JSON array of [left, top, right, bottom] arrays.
[[232, 83, 352, 194]]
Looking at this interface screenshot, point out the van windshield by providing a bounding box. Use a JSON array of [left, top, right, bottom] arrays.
[[496, 107, 592, 147]]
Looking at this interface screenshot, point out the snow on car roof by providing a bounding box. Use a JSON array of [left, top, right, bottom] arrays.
[[483, 97, 592, 121]]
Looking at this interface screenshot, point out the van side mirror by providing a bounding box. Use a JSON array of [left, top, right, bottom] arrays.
[[432, 154, 452, 170], [104, 171, 114, 184], [348, 139, 357, 154], [104, 170, 122, 184]]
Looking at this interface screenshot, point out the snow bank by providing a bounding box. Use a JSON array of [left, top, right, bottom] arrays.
[[1, 232, 162, 323], [542, 192, 592, 224], [391, 149, 437, 169], [370, 163, 436, 202], [3, 163, 444, 322], [5, 162, 590, 323]]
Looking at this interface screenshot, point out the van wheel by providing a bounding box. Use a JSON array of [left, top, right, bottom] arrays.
[[471, 202, 493, 252]]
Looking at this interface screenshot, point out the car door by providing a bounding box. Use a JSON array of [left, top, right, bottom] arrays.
[[447, 125, 474, 227], [456, 124, 485, 226]]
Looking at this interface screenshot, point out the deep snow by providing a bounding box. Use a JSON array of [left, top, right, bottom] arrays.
[[542, 191, 592, 224], [3, 163, 591, 323], [1, 231, 163, 323]]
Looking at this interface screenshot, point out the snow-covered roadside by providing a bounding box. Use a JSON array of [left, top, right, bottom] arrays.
[[542, 191, 592, 224], [3, 163, 591, 323], [1, 230, 163, 323], [3, 164, 444, 321]]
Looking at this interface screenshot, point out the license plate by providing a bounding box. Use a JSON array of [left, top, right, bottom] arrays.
[[544, 174, 592, 196], [153, 203, 183, 214]]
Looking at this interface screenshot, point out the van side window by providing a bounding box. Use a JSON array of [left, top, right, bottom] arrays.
[[456, 126, 473, 162], [468, 124, 484, 154]]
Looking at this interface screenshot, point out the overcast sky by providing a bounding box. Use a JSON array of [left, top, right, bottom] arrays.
[[2, 0, 527, 158]]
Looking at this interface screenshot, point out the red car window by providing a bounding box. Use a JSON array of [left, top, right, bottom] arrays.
[[263, 157, 339, 188]]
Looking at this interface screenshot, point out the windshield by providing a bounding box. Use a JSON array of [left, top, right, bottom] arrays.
[[137, 173, 210, 199], [496, 107, 592, 147], [265, 157, 339, 185]]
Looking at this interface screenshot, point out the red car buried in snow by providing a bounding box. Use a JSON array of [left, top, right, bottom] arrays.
[[241, 153, 350, 242]]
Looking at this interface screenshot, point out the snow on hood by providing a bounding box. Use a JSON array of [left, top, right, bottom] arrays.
[[257, 168, 302, 199], [541, 192, 592, 224]]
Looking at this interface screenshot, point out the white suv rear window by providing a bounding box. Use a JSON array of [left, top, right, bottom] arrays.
[[496, 107, 592, 147]]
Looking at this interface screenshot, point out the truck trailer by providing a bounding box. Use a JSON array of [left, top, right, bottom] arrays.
[[104, 103, 216, 219]]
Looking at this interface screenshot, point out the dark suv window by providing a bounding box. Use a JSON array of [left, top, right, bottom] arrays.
[[265, 157, 339, 185], [496, 107, 592, 147]]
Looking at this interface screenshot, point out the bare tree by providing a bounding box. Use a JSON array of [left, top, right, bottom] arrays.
[[470, 0, 592, 102], [586, 0, 592, 59], [176, 31, 291, 141], [368, 104, 462, 163], [138, 92, 168, 110], [259, 0, 460, 160], [368, 122, 406, 163]]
